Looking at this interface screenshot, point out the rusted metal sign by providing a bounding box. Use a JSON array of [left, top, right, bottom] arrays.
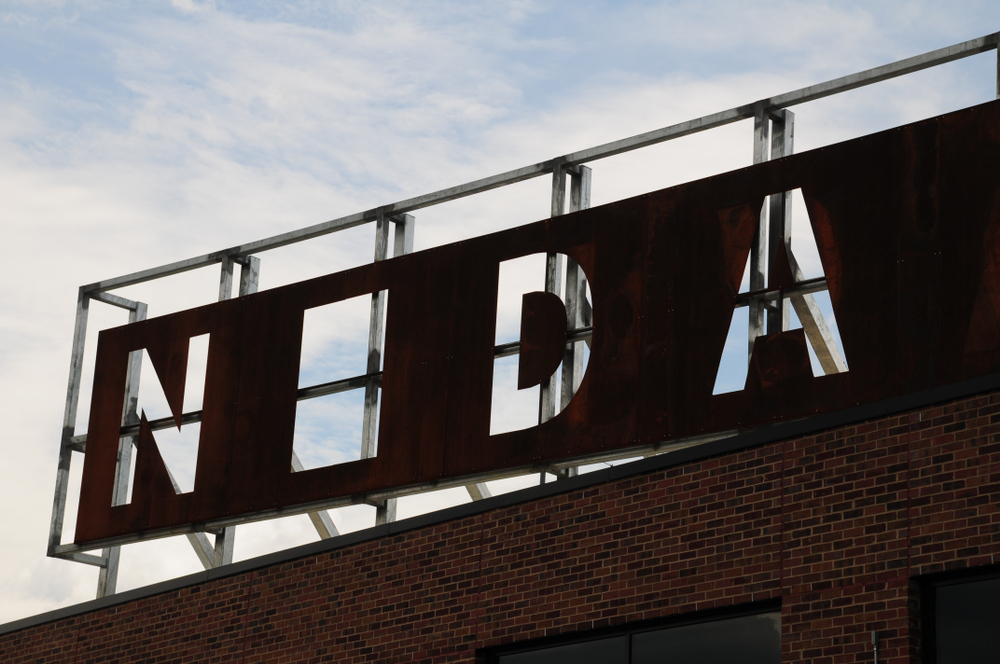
[[76, 100, 1000, 547]]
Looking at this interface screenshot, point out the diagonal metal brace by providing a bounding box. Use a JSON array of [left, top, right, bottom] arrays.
[[786, 247, 848, 374]]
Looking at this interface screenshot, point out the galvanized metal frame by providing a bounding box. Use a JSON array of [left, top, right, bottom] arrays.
[[49, 32, 1000, 596], [538, 163, 593, 484]]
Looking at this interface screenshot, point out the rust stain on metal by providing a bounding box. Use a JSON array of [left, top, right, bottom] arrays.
[[76, 99, 1000, 547], [518, 291, 568, 390]]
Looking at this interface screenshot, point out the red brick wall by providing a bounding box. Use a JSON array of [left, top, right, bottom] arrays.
[[4, 392, 999, 663]]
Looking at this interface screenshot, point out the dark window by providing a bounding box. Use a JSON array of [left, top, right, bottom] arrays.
[[487, 604, 780, 664], [498, 636, 628, 664], [926, 567, 1000, 664], [632, 612, 781, 664]]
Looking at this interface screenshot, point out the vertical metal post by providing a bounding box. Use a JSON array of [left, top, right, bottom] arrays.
[[364, 210, 394, 524], [553, 165, 593, 482], [550, 162, 567, 218], [48, 443, 76, 556], [996, 45, 999, 100], [393, 214, 415, 257], [758, 111, 848, 375], [172, 259, 264, 568], [561, 165, 591, 409], [95, 550, 120, 598], [219, 256, 235, 301], [539, 165, 567, 427], [535, 163, 595, 481], [238, 256, 260, 296], [48, 289, 90, 557], [201, 256, 257, 567], [766, 109, 794, 334], [207, 257, 262, 561], [118, 304, 148, 437], [374, 498, 397, 526], [373, 214, 415, 517], [212, 529, 234, 567], [362, 212, 390, 459], [461, 202, 488, 497], [748, 102, 770, 360], [568, 165, 591, 215], [97, 301, 148, 597], [538, 247, 564, 426]]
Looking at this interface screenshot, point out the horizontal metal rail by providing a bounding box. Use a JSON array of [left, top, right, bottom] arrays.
[[53, 551, 108, 566], [65, 276, 821, 448], [734, 277, 828, 307], [80, 32, 999, 295], [297, 374, 371, 400], [70, 281, 821, 448], [494, 325, 594, 359], [89, 291, 142, 310], [67, 326, 600, 448]]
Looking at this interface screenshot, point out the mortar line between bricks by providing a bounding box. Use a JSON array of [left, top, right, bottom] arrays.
[[781, 575, 913, 608], [475, 510, 487, 655], [779, 436, 789, 658], [71, 617, 81, 664], [238, 569, 255, 663], [904, 410, 914, 663], [907, 410, 913, 638]]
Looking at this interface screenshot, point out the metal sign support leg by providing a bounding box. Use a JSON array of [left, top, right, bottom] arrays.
[[539, 164, 592, 482], [96, 299, 147, 597], [49, 291, 114, 590], [48, 289, 90, 563], [558, 165, 592, 480], [766, 110, 794, 335], [751, 108, 847, 374], [365, 211, 417, 524], [561, 165, 592, 406], [197, 255, 262, 565], [748, 102, 770, 358]]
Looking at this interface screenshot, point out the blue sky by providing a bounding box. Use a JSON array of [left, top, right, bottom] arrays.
[[1, 0, 998, 623]]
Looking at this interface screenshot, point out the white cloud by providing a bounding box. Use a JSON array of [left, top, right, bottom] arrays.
[[170, 0, 215, 13]]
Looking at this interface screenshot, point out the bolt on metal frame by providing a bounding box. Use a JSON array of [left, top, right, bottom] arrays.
[[48, 32, 1000, 597]]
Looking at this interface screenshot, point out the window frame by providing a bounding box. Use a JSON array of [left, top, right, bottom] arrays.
[[479, 600, 781, 664], [921, 563, 1000, 664]]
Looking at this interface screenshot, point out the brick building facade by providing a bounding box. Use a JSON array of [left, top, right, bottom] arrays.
[[3, 378, 998, 663]]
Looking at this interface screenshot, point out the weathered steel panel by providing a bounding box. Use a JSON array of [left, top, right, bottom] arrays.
[[76, 99, 1000, 547], [517, 292, 567, 390]]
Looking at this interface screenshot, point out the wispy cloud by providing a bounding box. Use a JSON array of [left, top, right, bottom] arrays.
[[170, 0, 214, 12]]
